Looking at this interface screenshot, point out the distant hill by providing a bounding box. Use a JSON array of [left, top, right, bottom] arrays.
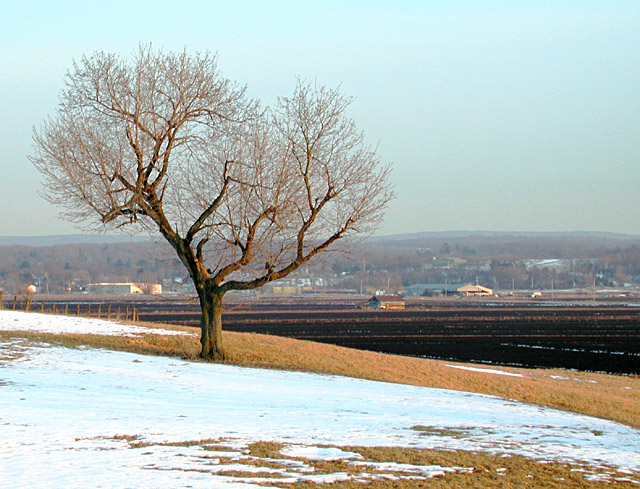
[[361, 231, 640, 264], [0, 234, 152, 247], [373, 230, 640, 242], [1, 230, 638, 295], [2, 231, 639, 249]]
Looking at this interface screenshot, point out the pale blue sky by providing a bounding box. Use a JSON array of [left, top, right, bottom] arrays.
[[1, 1, 639, 236]]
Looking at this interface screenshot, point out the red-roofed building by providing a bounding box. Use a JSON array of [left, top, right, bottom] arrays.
[[368, 295, 406, 310]]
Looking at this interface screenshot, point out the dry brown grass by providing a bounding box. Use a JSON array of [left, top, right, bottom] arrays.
[[222, 330, 640, 430], [86, 437, 640, 487], [3, 318, 640, 487], [245, 442, 639, 488], [2, 317, 639, 431]]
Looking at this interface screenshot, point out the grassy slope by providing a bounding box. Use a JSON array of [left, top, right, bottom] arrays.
[[3, 319, 640, 487], [225, 331, 640, 430], [4, 319, 639, 429]]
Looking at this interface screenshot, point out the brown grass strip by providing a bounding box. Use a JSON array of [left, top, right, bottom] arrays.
[[1, 318, 639, 430], [245, 442, 639, 488]]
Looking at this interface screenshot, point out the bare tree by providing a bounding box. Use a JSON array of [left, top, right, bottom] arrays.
[[31, 46, 393, 360]]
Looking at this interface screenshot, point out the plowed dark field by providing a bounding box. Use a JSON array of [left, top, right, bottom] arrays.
[[129, 302, 640, 374]]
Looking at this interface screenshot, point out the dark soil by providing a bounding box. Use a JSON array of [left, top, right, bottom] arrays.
[[13, 299, 640, 374], [141, 303, 640, 374]]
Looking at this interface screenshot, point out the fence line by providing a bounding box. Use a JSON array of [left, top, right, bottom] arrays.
[[1, 296, 139, 322]]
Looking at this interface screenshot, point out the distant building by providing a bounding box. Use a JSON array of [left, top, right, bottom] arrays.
[[457, 284, 494, 297], [405, 283, 465, 297], [85, 283, 162, 295], [272, 285, 303, 296], [368, 295, 406, 310], [423, 257, 467, 269]]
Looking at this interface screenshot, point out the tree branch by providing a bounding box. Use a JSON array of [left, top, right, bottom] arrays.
[[214, 206, 276, 284], [185, 161, 233, 243]]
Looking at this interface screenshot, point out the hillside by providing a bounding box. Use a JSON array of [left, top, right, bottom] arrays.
[[2, 310, 640, 488], [2, 310, 639, 430]]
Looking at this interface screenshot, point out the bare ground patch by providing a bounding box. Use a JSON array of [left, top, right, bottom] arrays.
[[78, 436, 640, 487]]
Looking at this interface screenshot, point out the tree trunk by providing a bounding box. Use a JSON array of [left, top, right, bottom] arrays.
[[198, 286, 225, 361]]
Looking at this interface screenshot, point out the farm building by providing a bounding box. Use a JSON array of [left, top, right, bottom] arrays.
[[85, 283, 162, 295], [272, 286, 303, 295], [368, 295, 406, 310], [405, 283, 466, 297], [457, 284, 494, 297]]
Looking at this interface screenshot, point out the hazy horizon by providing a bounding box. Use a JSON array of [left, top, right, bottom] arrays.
[[1, 228, 639, 246], [2, 1, 638, 237]]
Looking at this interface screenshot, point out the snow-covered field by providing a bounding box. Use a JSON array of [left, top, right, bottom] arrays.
[[0, 309, 193, 336], [1, 310, 640, 487]]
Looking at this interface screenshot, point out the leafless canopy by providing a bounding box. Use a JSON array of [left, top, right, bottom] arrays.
[[32, 46, 393, 293]]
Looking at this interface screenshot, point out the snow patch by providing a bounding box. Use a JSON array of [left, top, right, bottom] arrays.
[[445, 364, 524, 377], [280, 445, 364, 460], [2, 312, 640, 487], [351, 461, 474, 478], [0, 309, 193, 337]]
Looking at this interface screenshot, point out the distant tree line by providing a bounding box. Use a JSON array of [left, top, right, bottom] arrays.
[[1, 238, 639, 296], [0, 241, 183, 295]]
